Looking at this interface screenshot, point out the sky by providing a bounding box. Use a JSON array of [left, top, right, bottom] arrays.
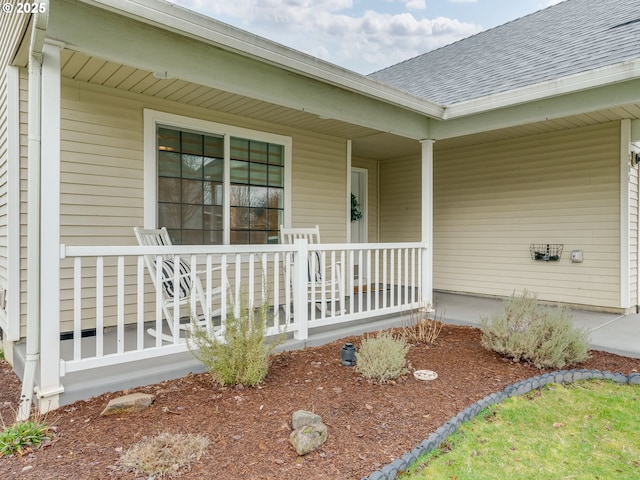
[[167, 0, 565, 75]]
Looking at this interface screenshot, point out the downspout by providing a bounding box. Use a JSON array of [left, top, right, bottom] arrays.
[[18, 3, 50, 422]]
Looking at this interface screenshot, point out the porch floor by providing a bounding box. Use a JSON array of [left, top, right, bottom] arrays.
[[11, 291, 640, 407]]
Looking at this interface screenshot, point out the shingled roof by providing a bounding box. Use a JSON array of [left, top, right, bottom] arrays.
[[368, 0, 640, 105]]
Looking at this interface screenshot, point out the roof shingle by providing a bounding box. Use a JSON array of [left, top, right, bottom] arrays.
[[368, 0, 640, 105]]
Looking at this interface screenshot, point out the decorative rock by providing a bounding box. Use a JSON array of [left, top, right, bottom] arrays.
[[291, 410, 322, 430], [629, 373, 640, 385], [100, 392, 155, 416], [289, 422, 328, 455]]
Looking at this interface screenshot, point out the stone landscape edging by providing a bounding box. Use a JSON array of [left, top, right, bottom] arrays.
[[362, 369, 640, 480]]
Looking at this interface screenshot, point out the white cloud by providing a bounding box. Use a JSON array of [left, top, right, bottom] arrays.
[[169, 0, 481, 73]]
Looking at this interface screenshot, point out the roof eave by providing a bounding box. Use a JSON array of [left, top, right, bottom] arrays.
[[443, 59, 640, 119], [78, 0, 445, 119]]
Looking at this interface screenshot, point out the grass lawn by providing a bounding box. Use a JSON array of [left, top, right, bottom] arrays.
[[401, 380, 640, 479]]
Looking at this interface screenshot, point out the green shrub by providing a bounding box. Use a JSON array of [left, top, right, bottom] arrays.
[[188, 299, 281, 387], [355, 331, 411, 383], [480, 291, 590, 369], [0, 418, 52, 456]]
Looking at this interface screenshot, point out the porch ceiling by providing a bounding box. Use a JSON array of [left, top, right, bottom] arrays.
[[60, 49, 640, 160]]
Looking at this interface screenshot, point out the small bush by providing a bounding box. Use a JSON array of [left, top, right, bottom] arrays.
[[480, 291, 590, 369], [188, 298, 281, 387], [116, 432, 210, 478], [355, 331, 411, 383], [400, 303, 443, 345], [0, 417, 52, 456]]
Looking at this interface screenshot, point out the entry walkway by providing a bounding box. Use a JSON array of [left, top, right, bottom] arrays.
[[436, 292, 640, 359]]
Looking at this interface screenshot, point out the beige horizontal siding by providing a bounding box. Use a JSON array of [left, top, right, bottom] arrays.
[[434, 121, 622, 309], [291, 135, 347, 242], [379, 155, 421, 243]]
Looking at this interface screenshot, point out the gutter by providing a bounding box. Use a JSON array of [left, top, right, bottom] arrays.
[[18, 1, 50, 422]]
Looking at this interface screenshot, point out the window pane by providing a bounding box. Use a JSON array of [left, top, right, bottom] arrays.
[[182, 179, 203, 205], [203, 205, 223, 230], [158, 151, 180, 177], [182, 131, 203, 155], [250, 141, 268, 164], [268, 188, 283, 208], [250, 231, 267, 244], [250, 208, 267, 229], [203, 230, 223, 245], [203, 181, 223, 205], [182, 154, 203, 179], [230, 185, 250, 207], [268, 144, 283, 165], [267, 209, 283, 231], [182, 229, 204, 245], [158, 177, 180, 203], [250, 162, 268, 186], [158, 128, 180, 152], [250, 186, 268, 208], [267, 230, 279, 244], [182, 204, 203, 229], [204, 135, 223, 158], [158, 203, 181, 229], [269, 165, 284, 187], [230, 137, 249, 161], [230, 160, 249, 184], [166, 229, 181, 244], [204, 157, 223, 181], [230, 231, 249, 244], [230, 206, 250, 230]]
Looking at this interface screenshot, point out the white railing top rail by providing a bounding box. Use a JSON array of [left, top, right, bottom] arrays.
[[61, 242, 427, 258]]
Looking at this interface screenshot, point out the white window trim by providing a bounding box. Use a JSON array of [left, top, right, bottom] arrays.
[[143, 109, 292, 244]]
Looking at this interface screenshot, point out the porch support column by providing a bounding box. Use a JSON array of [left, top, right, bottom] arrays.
[[37, 41, 64, 411], [420, 139, 435, 305]]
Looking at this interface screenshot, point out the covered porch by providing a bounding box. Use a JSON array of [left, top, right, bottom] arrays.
[[5, 0, 440, 415]]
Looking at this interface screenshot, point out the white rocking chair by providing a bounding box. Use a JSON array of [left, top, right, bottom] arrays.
[[280, 225, 346, 316], [134, 227, 232, 341]]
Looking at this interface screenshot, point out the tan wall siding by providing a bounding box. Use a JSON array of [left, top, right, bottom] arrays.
[[434, 122, 622, 309], [379, 155, 422, 243], [54, 79, 348, 331], [352, 156, 378, 242], [290, 136, 347, 242]]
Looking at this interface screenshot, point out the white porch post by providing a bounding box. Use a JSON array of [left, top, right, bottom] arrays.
[[293, 239, 309, 340], [420, 140, 435, 304], [37, 41, 64, 411]]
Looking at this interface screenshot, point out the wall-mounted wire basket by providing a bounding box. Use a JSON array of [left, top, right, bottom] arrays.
[[530, 244, 563, 262]]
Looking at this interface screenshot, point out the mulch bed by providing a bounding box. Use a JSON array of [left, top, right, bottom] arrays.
[[0, 324, 638, 479]]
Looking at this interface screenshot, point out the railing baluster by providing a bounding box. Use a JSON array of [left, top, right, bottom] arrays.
[[348, 250, 354, 314], [96, 256, 104, 357], [117, 256, 125, 354], [136, 256, 144, 350], [73, 257, 82, 361], [154, 256, 163, 348], [357, 249, 363, 313]]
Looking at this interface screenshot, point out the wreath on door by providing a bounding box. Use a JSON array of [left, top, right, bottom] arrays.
[[351, 193, 363, 223]]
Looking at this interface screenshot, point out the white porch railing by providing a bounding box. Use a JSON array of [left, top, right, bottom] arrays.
[[59, 241, 426, 375]]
